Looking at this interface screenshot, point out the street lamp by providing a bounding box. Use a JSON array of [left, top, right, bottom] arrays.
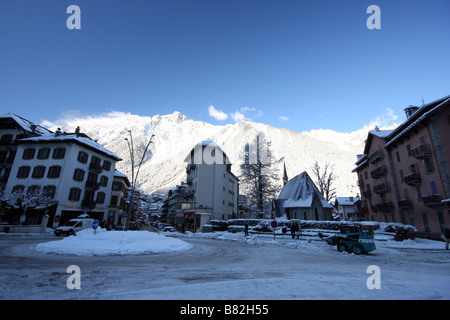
[[124, 131, 154, 231]]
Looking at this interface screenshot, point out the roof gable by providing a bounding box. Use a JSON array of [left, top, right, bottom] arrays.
[[278, 171, 333, 208]]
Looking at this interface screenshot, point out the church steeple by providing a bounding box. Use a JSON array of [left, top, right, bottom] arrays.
[[282, 162, 288, 186]]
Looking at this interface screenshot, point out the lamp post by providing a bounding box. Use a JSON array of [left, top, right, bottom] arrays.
[[124, 131, 154, 231]]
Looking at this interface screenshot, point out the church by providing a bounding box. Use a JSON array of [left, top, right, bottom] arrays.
[[274, 169, 333, 220]]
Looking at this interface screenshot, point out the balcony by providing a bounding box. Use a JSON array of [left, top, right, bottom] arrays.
[[370, 166, 388, 179], [404, 172, 421, 186], [369, 150, 384, 164], [422, 194, 443, 207], [89, 162, 103, 174], [411, 143, 431, 159], [398, 199, 413, 209], [373, 182, 391, 194], [85, 180, 100, 191]]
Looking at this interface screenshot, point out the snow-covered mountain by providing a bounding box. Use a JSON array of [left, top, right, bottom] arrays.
[[43, 111, 370, 197]]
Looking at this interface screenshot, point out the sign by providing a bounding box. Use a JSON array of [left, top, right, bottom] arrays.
[[92, 220, 99, 230], [158, 223, 163, 232], [271, 220, 278, 228]]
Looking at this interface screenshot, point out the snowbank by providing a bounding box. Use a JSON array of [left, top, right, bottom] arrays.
[[34, 228, 192, 256]]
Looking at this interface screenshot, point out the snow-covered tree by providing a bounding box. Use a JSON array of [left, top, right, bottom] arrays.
[[0, 187, 57, 224], [239, 134, 281, 212]]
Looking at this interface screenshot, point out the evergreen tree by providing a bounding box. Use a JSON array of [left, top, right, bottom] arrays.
[[239, 134, 281, 213]]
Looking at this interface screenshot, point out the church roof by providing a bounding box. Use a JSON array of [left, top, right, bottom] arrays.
[[278, 171, 333, 209]]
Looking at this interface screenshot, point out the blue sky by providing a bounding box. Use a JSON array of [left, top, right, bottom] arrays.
[[1, 0, 449, 133]]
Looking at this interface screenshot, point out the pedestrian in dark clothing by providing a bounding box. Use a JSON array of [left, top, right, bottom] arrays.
[[291, 223, 298, 239], [244, 222, 249, 237], [445, 228, 450, 250]]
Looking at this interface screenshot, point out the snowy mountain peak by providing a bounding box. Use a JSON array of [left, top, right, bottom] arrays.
[[42, 111, 367, 197]]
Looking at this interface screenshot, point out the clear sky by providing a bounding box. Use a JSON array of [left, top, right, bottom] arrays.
[[1, 0, 449, 133]]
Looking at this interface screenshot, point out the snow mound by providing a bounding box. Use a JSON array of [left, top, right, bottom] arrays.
[[34, 228, 192, 256]]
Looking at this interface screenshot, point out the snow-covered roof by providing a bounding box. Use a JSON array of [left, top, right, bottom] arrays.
[[19, 133, 122, 161], [278, 171, 333, 209], [335, 197, 361, 206], [369, 128, 394, 138], [0, 113, 53, 136], [385, 97, 450, 148], [114, 170, 130, 185]]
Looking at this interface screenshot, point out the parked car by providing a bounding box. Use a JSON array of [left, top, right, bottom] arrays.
[[54, 218, 95, 236], [163, 225, 176, 232]]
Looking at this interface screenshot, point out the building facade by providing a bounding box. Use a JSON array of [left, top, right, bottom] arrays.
[[354, 95, 450, 238], [4, 128, 122, 228], [182, 140, 239, 231]]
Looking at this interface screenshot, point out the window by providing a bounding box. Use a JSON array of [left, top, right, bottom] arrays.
[[91, 156, 101, 166], [103, 160, 111, 171], [17, 166, 30, 179], [96, 192, 105, 204], [42, 185, 56, 199], [37, 148, 50, 159], [100, 176, 108, 187], [0, 134, 13, 145], [112, 181, 122, 191], [422, 212, 430, 233], [12, 185, 25, 194], [110, 195, 118, 207], [52, 148, 66, 159], [73, 168, 85, 182], [424, 157, 435, 173], [430, 181, 439, 195], [22, 148, 36, 160], [395, 151, 401, 162], [32, 166, 46, 179], [77, 151, 88, 164], [27, 185, 40, 195], [68, 188, 81, 201], [47, 165, 62, 178], [406, 144, 412, 157]]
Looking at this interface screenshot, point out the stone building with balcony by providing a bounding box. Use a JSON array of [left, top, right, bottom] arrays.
[[353, 95, 450, 239]]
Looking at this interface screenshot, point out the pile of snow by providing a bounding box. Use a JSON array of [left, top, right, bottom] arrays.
[[34, 228, 192, 256]]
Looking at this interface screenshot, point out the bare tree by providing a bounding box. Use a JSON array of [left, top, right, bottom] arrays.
[[311, 161, 336, 202], [240, 134, 281, 213]]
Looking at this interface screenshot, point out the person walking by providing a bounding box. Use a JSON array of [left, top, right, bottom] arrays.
[[244, 222, 249, 237], [445, 227, 450, 250]]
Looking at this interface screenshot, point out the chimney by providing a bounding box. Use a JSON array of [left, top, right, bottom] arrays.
[[404, 105, 419, 119]]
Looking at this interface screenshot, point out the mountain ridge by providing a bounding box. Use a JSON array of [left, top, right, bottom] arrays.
[[43, 111, 371, 197]]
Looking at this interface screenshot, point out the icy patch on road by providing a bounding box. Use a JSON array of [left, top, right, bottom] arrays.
[[34, 228, 193, 256]]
